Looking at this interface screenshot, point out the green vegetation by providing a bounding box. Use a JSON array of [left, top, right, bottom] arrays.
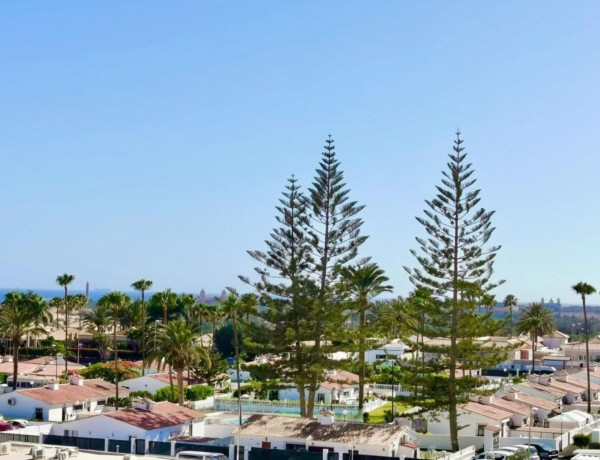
[[402, 132, 505, 452], [367, 401, 411, 424]]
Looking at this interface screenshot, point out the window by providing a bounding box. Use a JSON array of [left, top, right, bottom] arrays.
[[376, 354, 387, 360], [317, 394, 325, 403], [343, 391, 349, 397], [477, 425, 486, 436]]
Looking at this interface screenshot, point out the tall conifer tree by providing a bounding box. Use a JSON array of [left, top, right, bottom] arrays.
[[305, 135, 367, 416], [241, 175, 318, 417], [404, 131, 504, 452]]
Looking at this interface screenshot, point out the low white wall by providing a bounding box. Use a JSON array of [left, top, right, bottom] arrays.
[[417, 434, 483, 451]]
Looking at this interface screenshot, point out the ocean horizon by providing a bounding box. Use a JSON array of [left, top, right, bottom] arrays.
[[0, 288, 220, 302]]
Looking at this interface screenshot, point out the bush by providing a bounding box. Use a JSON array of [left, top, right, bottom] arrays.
[[154, 385, 178, 403], [573, 433, 592, 448], [185, 385, 214, 401], [107, 396, 132, 408], [362, 412, 370, 423], [130, 390, 154, 400]]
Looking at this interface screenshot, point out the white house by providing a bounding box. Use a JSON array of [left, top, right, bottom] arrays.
[[120, 373, 201, 393], [0, 355, 85, 391], [0, 376, 124, 422], [233, 412, 419, 458], [277, 370, 360, 404], [403, 400, 512, 450], [365, 339, 408, 364], [227, 368, 251, 383], [542, 331, 570, 350], [49, 399, 206, 442], [547, 410, 593, 430]]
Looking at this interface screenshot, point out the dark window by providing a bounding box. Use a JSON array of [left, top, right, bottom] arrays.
[[477, 425, 486, 436]]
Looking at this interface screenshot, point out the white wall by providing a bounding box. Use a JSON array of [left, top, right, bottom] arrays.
[[50, 415, 146, 440], [424, 409, 509, 438], [0, 392, 50, 420]]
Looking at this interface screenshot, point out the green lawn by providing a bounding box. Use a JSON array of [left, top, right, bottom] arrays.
[[367, 401, 412, 424]]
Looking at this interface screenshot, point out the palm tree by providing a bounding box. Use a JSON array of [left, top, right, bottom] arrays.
[[572, 282, 597, 413], [49, 297, 63, 330], [131, 279, 153, 375], [515, 302, 556, 377], [219, 290, 244, 426], [0, 292, 48, 390], [98, 292, 131, 410], [239, 293, 259, 323], [503, 294, 518, 337], [338, 262, 393, 411], [157, 288, 176, 324], [56, 273, 75, 373], [146, 319, 209, 405], [82, 303, 112, 334]]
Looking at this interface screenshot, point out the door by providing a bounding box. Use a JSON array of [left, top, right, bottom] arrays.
[[261, 442, 271, 449], [35, 408, 43, 420]]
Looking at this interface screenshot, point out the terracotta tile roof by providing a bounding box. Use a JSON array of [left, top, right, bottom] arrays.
[[307, 422, 404, 446], [519, 382, 567, 397], [461, 402, 512, 420], [15, 379, 126, 405], [26, 363, 85, 377], [544, 380, 586, 394], [326, 370, 359, 384], [0, 362, 39, 374], [233, 414, 319, 438], [234, 415, 406, 447], [502, 393, 557, 411], [485, 398, 531, 416], [105, 401, 204, 430], [148, 373, 201, 385], [485, 426, 502, 432], [561, 377, 600, 391], [543, 331, 569, 339]]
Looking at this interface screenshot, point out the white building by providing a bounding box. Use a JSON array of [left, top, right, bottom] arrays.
[[233, 412, 419, 458], [120, 373, 200, 393], [277, 370, 360, 404], [49, 399, 206, 442], [542, 331, 570, 350], [0, 376, 124, 422], [365, 339, 408, 364]]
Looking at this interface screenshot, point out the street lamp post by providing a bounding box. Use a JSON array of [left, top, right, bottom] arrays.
[[55, 352, 63, 380], [528, 406, 538, 456]]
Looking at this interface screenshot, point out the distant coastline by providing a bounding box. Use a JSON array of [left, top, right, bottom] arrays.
[[0, 288, 219, 302]]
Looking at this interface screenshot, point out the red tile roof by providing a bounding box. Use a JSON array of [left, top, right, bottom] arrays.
[[0, 362, 39, 374], [149, 373, 201, 386], [307, 422, 404, 446], [461, 402, 512, 420], [16, 379, 125, 405], [502, 393, 557, 412], [234, 414, 318, 438], [104, 401, 205, 430]]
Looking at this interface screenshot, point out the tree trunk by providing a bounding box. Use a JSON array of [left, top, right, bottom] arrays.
[[114, 307, 119, 410], [531, 331, 536, 376], [141, 290, 146, 377], [64, 286, 69, 375], [583, 295, 592, 413], [177, 368, 185, 406], [169, 364, 174, 397], [358, 308, 366, 412], [12, 338, 19, 391], [296, 341, 307, 417]]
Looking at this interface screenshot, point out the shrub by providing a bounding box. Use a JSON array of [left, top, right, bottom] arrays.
[[107, 396, 132, 407], [185, 385, 214, 401], [154, 385, 178, 403], [130, 390, 154, 400], [573, 433, 592, 448], [362, 412, 370, 423]]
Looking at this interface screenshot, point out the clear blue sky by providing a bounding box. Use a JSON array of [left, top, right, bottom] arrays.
[[1, 2, 599, 305]]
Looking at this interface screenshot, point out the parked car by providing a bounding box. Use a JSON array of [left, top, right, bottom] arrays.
[[506, 445, 540, 460], [473, 450, 515, 460], [530, 444, 559, 460], [0, 422, 16, 432], [8, 419, 29, 428]]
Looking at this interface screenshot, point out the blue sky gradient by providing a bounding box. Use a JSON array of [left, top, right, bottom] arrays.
[[1, 2, 599, 304]]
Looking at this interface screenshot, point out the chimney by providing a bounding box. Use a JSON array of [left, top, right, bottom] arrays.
[[480, 395, 494, 405], [556, 373, 568, 383], [47, 382, 60, 391], [540, 375, 552, 385], [504, 391, 518, 401], [70, 375, 84, 386], [132, 397, 156, 411], [7, 356, 13, 363], [317, 409, 335, 425], [469, 394, 479, 403]]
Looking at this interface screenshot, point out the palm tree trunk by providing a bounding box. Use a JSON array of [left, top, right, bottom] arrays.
[[64, 286, 69, 374], [531, 331, 536, 376], [114, 306, 119, 410], [583, 295, 592, 413], [358, 308, 366, 412], [177, 368, 185, 406], [12, 338, 19, 391], [169, 364, 174, 398], [141, 290, 146, 377]]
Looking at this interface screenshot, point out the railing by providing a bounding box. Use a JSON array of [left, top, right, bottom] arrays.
[[214, 397, 385, 419]]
